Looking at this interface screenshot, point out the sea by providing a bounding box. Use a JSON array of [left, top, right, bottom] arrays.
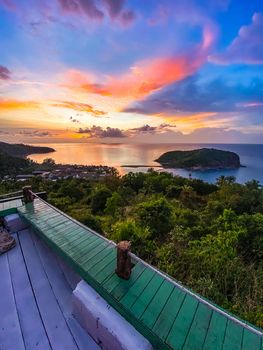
[[29, 143, 263, 185]]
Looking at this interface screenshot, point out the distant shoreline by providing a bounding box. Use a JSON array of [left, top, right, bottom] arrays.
[[121, 165, 162, 168]]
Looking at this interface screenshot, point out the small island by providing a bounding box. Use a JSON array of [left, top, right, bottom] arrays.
[[155, 148, 241, 170]]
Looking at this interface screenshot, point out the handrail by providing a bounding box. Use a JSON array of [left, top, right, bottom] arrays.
[[0, 195, 24, 203], [0, 191, 47, 204], [0, 190, 23, 199], [29, 190, 263, 336], [31, 191, 117, 247]]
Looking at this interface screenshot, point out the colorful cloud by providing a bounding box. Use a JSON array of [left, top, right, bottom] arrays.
[[63, 24, 215, 99], [0, 0, 263, 143]]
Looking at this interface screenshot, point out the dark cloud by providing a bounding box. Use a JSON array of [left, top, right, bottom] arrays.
[[77, 124, 263, 143], [123, 75, 263, 115], [212, 12, 263, 64], [69, 116, 80, 123], [77, 125, 125, 138], [77, 123, 177, 139], [0, 65, 11, 80]]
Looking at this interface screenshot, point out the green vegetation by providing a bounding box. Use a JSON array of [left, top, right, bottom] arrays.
[[0, 154, 56, 177], [1, 171, 262, 328], [0, 150, 34, 176], [155, 148, 241, 169], [0, 142, 55, 177]]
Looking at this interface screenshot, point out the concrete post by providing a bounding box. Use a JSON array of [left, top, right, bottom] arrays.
[[115, 241, 131, 280], [23, 186, 34, 204]]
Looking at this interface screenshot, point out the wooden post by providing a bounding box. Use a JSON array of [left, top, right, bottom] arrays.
[[115, 241, 131, 280], [23, 186, 34, 204]]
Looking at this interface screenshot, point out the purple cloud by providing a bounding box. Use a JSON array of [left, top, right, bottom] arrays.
[[102, 0, 124, 18], [119, 10, 136, 26], [0, 0, 16, 11], [76, 123, 177, 138], [57, 0, 135, 24], [128, 124, 176, 135], [212, 12, 263, 64], [0, 65, 11, 80], [58, 0, 104, 20], [123, 75, 263, 115]]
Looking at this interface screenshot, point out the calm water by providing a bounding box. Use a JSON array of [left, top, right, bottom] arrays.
[[29, 143, 263, 184]]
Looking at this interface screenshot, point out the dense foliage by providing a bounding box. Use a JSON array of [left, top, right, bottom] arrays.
[[1, 170, 262, 328], [0, 151, 32, 176]]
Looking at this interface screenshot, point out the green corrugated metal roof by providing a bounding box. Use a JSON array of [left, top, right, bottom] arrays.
[[17, 197, 262, 350]]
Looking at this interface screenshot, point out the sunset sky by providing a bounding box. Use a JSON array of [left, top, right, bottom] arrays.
[[0, 0, 263, 143]]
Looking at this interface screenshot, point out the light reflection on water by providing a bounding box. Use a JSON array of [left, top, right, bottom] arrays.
[[29, 143, 263, 184]]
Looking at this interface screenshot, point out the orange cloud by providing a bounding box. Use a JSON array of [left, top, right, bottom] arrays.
[[158, 112, 218, 131], [63, 25, 216, 99], [0, 99, 41, 110], [51, 100, 107, 116], [0, 98, 107, 118]]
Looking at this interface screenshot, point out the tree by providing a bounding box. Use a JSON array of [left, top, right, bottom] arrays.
[[110, 219, 149, 242], [105, 192, 123, 217], [122, 172, 146, 193], [136, 197, 173, 238], [69, 209, 103, 233], [90, 186, 112, 214], [41, 158, 56, 170]]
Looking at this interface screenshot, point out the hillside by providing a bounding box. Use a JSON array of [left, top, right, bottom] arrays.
[[0, 141, 55, 158], [155, 148, 241, 169]]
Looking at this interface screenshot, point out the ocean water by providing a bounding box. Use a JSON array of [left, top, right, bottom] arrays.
[[29, 143, 263, 184]]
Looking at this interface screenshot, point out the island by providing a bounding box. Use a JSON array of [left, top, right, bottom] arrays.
[[155, 148, 241, 170], [0, 141, 55, 158]]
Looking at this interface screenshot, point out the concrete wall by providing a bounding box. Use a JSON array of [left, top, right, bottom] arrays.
[[72, 280, 153, 350]]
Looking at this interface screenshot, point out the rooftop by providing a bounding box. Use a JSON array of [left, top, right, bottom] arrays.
[[0, 226, 99, 350], [0, 192, 262, 350]]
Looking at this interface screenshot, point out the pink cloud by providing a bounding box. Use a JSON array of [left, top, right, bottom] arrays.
[[211, 12, 263, 64]]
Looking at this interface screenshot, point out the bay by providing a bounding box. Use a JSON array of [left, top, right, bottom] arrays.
[[29, 143, 263, 184]]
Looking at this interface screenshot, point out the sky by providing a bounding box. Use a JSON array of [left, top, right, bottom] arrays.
[[0, 0, 263, 144]]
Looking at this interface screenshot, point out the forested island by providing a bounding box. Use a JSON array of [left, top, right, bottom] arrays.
[[155, 148, 241, 170], [0, 141, 55, 158], [1, 170, 262, 328]]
